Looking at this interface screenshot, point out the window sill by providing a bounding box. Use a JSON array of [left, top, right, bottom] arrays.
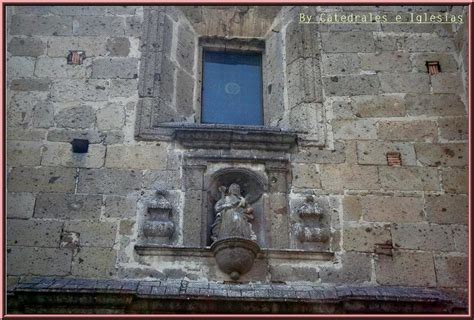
[[158, 123, 298, 151]]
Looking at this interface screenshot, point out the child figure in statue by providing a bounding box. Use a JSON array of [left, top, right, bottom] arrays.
[[211, 183, 257, 243]]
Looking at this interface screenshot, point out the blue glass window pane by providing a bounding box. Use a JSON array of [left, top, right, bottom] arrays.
[[202, 51, 263, 126]]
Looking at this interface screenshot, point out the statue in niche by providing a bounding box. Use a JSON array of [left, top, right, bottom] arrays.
[[211, 183, 257, 243]]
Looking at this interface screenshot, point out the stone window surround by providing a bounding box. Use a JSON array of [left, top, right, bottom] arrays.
[[135, 6, 320, 149]]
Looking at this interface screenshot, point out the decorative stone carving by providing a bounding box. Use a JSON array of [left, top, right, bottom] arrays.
[[295, 196, 329, 243], [297, 195, 323, 219], [142, 190, 175, 244], [211, 183, 257, 243], [210, 182, 261, 280]]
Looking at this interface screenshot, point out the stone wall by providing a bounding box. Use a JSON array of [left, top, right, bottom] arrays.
[[6, 5, 468, 308]]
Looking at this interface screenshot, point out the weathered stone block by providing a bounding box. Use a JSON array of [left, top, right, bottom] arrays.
[[441, 168, 467, 194], [319, 252, 372, 284], [266, 193, 289, 248], [360, 52, 411, 72], [373, 32, 404, 52], [415, 143, 467, 167], [7, 128, 47, 141], [55, 106, 96, 129], [142, 169, 181, 190], [105, 144, 167, 170], [104, 195, 137, 219], [7, 91, 50, 128], [289, 103, 321, 133], [392, 223, 455, 251], [49, 6, 109, 15], [124, 15, 142, 37], [435, 255, 468, 288], [8, 37, 45, 56], [8, 167, 76, 193], [7, 219, 63, 247], [425, 194, 468, 225], [291, 142, 345, 164], [119, 220, 136, 236], [439, 117, 468, 141], [270, 265, 319, 282], [323, 75, 380, 96], [7, 192, 35, 219], [379, 73, 430, 93], [77, 168, 142, 195], [47, 128, 106, 144], [343, 224, 391, 252], [403, 34, 456, 52], [321, 53, 360, 75], [96, 102, 126, 130], [182, 190, 204, 246], [6, 141, 42, 166], [320, 164, 380, 191], [342, 196, 362, 222], [332, 95, 406, 119], [321, 32, 374, 53], [47, 37, 108, 57], [176, 25, 195, 73], [10, 78, 50, 91], [405, 93, 466, 116], [431, 73, 464, 94], [361, 196, 424, 223], [287, 58, 322, 106], [379, 167, 439, 191], [109, 79, 138, 98], [73, 16, 126, 36], [7, 247, 72, 276], [452, 225, 467, 253], [106, 37, 130, 56], [10, 15, 73, 36], [375, 251, 436, 286], [35, 193, 103, 220], [410, 53, 458, 73], [292, 163, 321, 189], [357, 141, 416, 166], [377, 120, 437, 142], [176, 69, 195, 116], [35, 57, 90, 78], [41, 142, 105, 168], [51, 79, 110, 102], [91, 58, 139, 79], [71, 247, 117, 278], [64, 221, 117, 247], [7, 56, 35, 78], [286, 22, 319, 64], [332, 119, 377, 140]]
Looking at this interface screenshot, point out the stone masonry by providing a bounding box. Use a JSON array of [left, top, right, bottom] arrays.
[[5, 5, 469, 313]]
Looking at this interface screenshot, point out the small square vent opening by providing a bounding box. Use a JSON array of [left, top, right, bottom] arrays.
[[387, 152, 402, 166], [426, 61, 440, 75]]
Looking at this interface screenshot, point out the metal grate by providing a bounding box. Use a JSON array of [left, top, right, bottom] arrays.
[[386, 152, 402, 166], [426, 61, 440, 75]]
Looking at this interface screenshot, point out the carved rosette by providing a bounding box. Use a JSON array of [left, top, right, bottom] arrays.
[[142, 191, 175, 244], [295, 196, 329, 243]]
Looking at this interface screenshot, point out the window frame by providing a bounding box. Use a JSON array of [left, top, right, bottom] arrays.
[[197, 37, 266, 126]]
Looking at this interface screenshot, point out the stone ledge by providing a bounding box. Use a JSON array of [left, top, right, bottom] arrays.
[[134, 244, 335, 261], [140, 123, 298, 151], [7, 277, 465, 314]]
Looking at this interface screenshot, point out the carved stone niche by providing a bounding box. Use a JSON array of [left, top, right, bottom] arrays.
[[208, 168, 267, 247], [181, 151, 291, 249]]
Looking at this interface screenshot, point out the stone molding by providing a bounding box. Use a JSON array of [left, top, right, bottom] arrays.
[[8, 277, 464, 314]]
